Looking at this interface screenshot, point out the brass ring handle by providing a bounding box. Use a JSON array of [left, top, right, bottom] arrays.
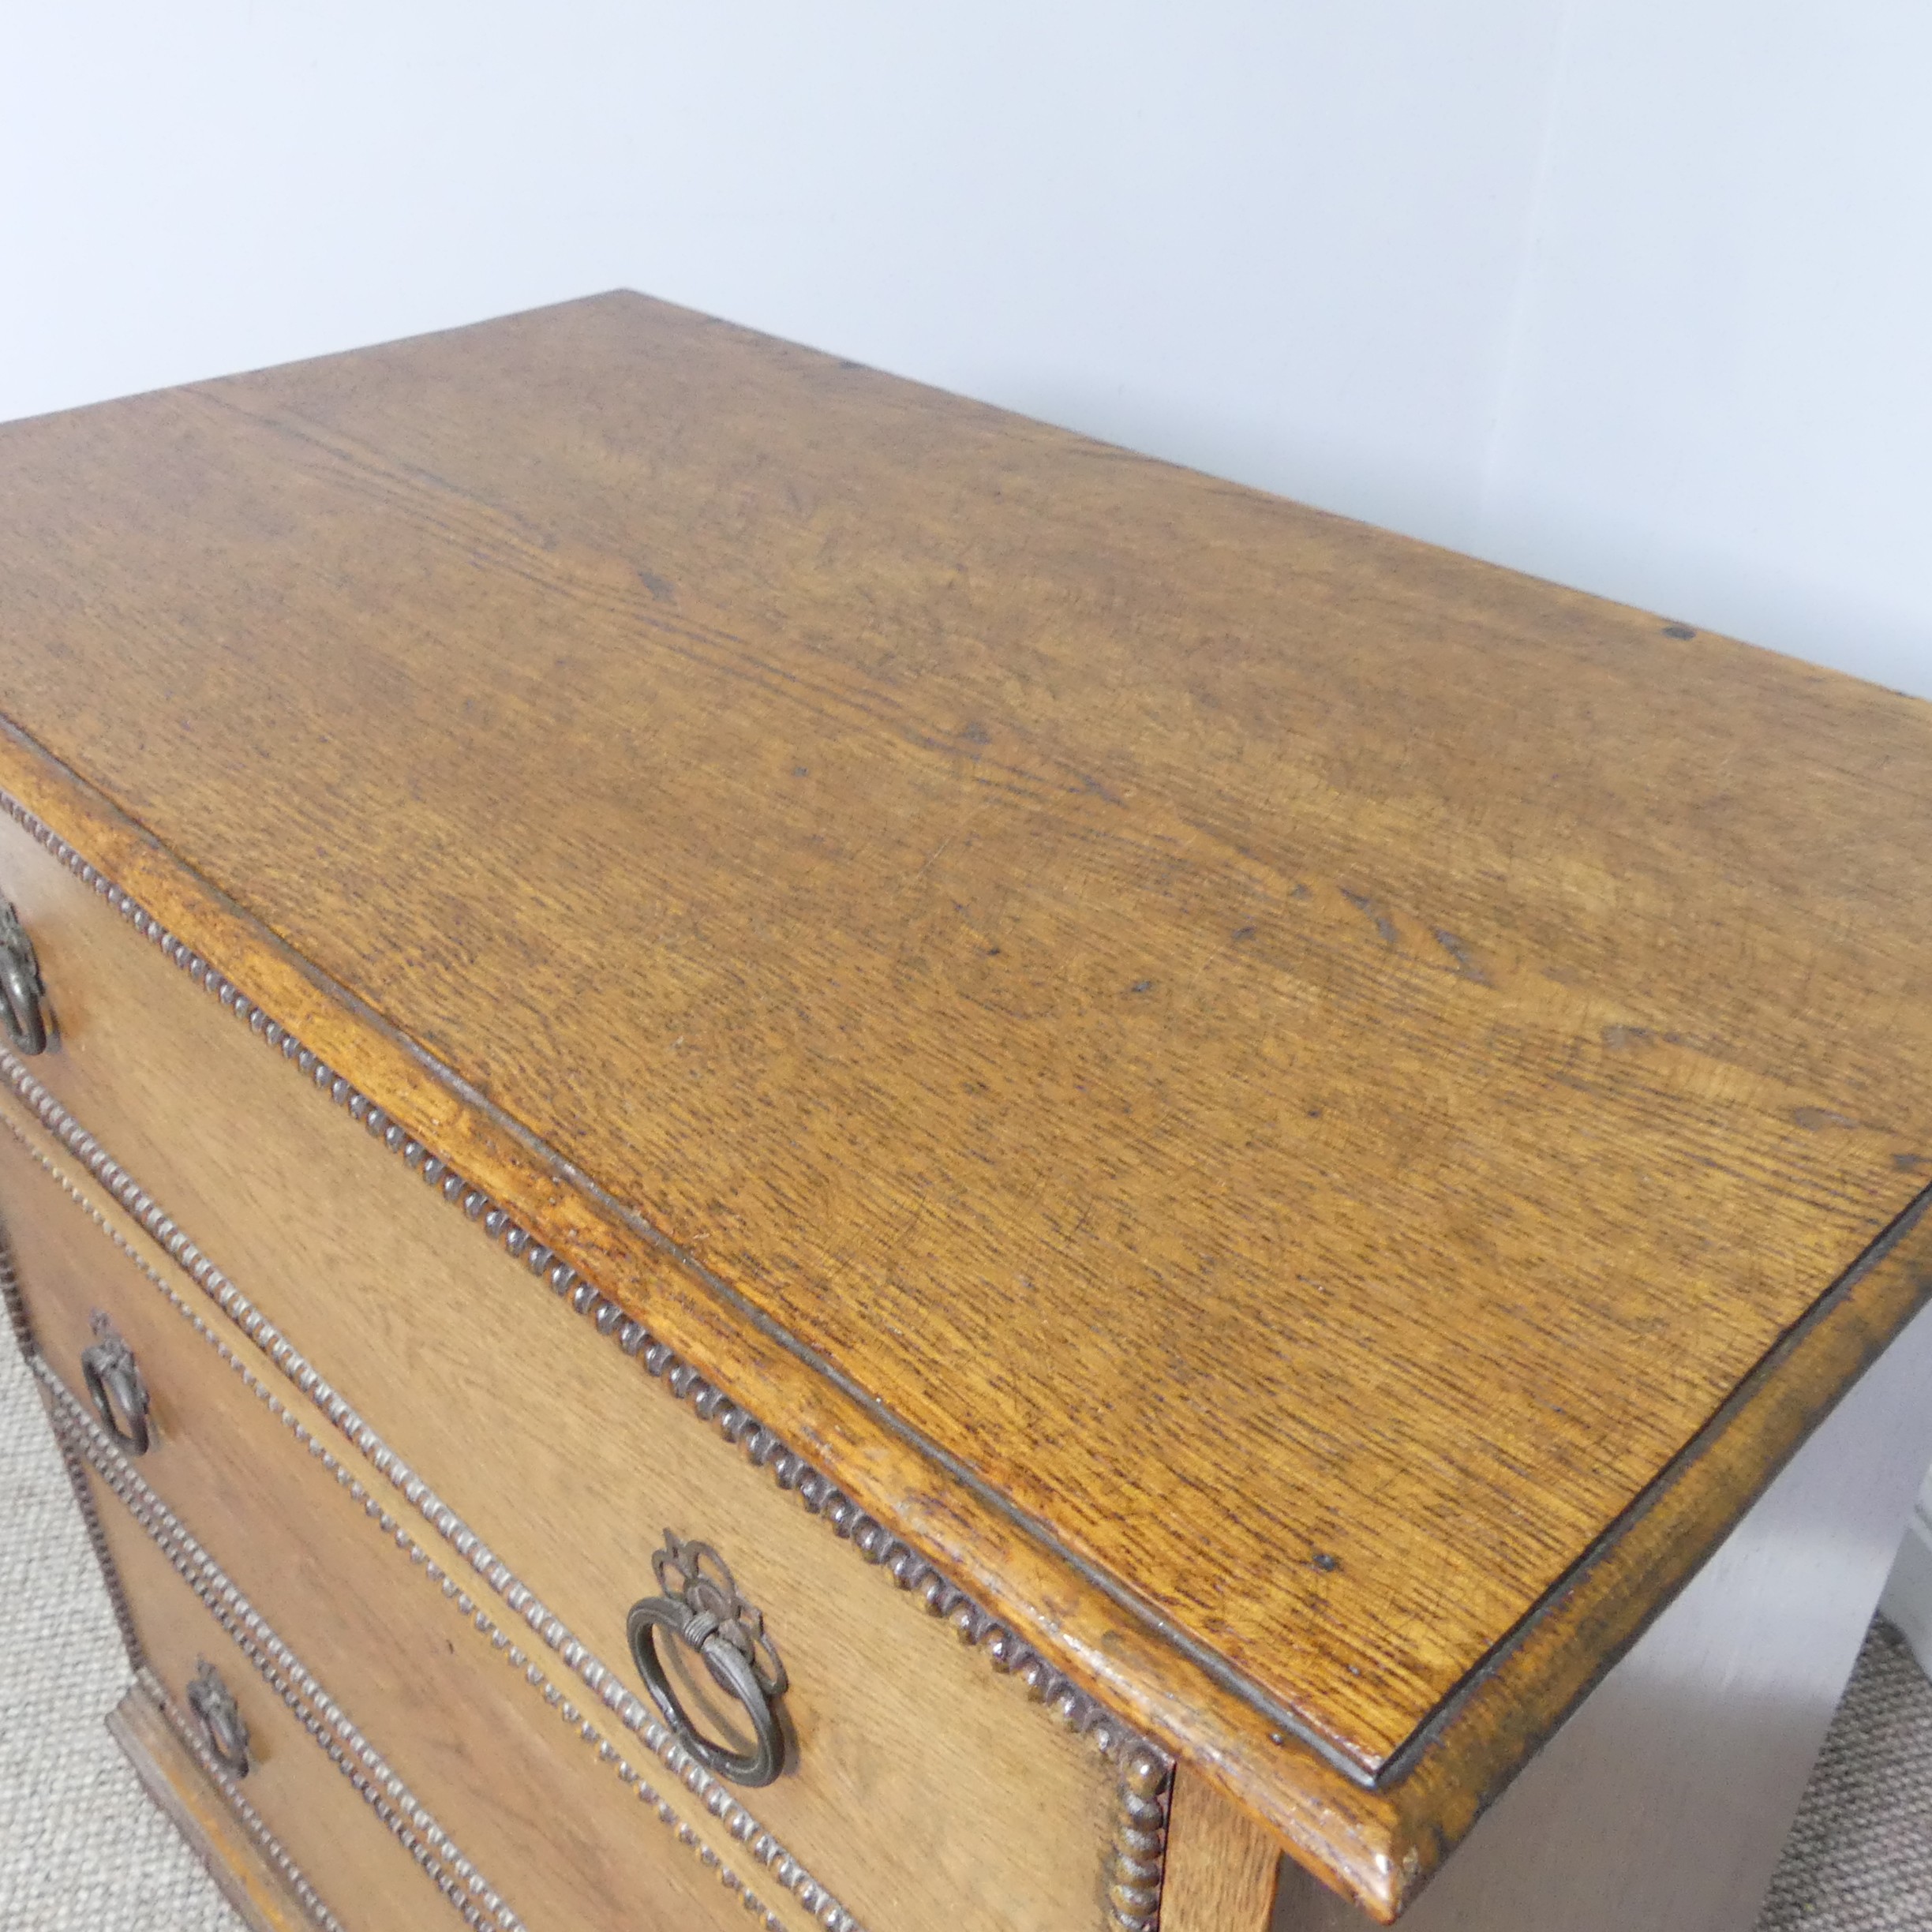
[[187, 1659, 250, 1777], [626, 1532, 788, 1788], [627, 1597, 784, 1786], [0, 897, 46, 1055], [80, 1312, 151, 1455]]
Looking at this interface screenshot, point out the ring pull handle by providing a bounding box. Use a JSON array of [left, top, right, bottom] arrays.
[[626, 1531, 788, 1788], [80, 1311, 151, 1455], [187, 1659, 251, 1777], [0, 896, 47, 1055]]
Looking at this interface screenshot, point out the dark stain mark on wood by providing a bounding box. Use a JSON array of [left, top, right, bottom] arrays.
[[635, 567, 676, 602], [1601, 1025, 1654, 1050], [1662, 623, 1698, 639], [1432, 930, 1489, 985], [1341, 889, 1398, 949], [1791, 1106, 1864, 1132]]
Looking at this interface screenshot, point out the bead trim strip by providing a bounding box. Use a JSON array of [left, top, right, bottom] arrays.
[[0, 784, 1171, 1931], [1108, 1751, 1171, 1932], [134, 1666, 352, 1932], [43, 1365, 525, 1932], [0, 1201, 35, 1355], [0, 1101, 833, 1932]]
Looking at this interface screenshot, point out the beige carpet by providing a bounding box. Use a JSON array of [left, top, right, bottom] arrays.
[[1758, 1619, 1932, 1930], [3, 1331, 1930, 1931]]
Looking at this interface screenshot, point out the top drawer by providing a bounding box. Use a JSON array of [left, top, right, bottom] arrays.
[[0, 797, 1159, 1932]]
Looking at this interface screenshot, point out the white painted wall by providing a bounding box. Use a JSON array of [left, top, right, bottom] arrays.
[[1481, 3, 1932, 699], [2, 0, 1929, 706]]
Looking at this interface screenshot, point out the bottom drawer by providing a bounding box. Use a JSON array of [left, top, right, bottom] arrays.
[[69, 1440, 472, 1932]]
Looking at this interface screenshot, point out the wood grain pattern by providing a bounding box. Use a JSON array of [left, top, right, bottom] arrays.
[[107, 1678, 338, 1932], [3, 292, 1931, 1915], [1160, 1765, 1281, 1932], [0, 874, 1120, 1932]]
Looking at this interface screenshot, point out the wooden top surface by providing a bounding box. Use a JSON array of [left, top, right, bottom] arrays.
[[3, 293, 1930, 1900]]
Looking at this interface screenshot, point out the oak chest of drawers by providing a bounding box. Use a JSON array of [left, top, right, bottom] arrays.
[[4, 292, 1931, 1932]]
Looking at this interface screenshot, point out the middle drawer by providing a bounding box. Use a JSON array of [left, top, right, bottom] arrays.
[[0, 1098, 838, 1932]]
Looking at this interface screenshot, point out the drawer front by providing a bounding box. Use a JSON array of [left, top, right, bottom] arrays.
[[1, 1103, 837, 1932], [67, 1445, 473, 1932], [0, 803, 1147, 1932]]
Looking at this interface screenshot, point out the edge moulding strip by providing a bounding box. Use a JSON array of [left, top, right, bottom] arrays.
[[0, 783, 1173, 1932]]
